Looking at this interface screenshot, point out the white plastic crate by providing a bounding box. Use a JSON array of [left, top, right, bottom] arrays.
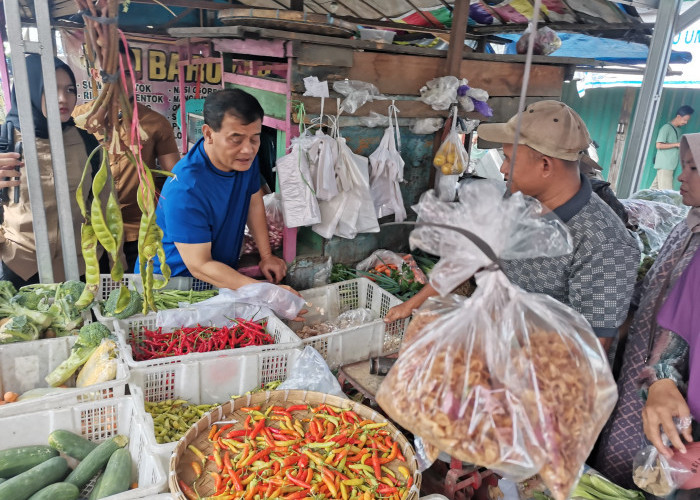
[[0, 336, 129, 417], [114, 314, 302, 369], [291, 278, 409, 368], [0, 395, 167, 498], [93, 274, 216, 332], [128, 347, 301, 471]]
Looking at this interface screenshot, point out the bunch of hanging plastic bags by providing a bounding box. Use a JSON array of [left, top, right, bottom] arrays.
[[376, 181, 618, 500]]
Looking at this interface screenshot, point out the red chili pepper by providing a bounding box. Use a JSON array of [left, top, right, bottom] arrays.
[[178, 480, 198, 500], [286, 404, 307, 412], [286, 471, 312, 490], [249, 417, 266, 439], [230, 469, 244, 491], [371, 442, 382, 480]]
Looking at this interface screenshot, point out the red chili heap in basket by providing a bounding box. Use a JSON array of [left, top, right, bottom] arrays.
[[180, 404, 414, 500], [131, 320, 274, 361]]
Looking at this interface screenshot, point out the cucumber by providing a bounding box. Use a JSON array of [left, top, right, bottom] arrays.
[[48, 430, 98, 461], [64, 435, 128, 490], [0, 456, 69, 500], [0, 445, 58, 478], [88, 474, 104, 500], [27, 482, 79, 500], [93, 448, 131, 498]]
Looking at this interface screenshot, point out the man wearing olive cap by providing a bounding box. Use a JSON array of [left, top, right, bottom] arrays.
[[387, 100, 640, 350]]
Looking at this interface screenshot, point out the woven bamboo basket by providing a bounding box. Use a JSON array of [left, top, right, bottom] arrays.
[[169, 390, 421, 499]]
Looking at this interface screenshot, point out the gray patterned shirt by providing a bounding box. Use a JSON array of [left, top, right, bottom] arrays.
[[501, 175, 640, 338]]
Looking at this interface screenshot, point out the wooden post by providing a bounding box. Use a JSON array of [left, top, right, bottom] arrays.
[[444, 0, 469, 76]]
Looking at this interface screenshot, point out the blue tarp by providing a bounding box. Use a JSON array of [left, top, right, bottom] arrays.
[[499, 32, 692, 65]]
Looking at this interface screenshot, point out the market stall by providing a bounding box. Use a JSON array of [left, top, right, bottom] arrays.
[[2, 1, 700, 499]]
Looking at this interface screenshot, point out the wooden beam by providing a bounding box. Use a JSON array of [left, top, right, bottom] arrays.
[[445, 0, 469, 75], [129, 0, 234, 9]]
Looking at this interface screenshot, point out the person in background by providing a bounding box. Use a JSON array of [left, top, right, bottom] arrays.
[[73, 40, 180, 272], [386, 101, 640, 353], [0, 55, 100, 288], [594, 133, 700, 492], [143, 88, 299, 303], [651, 105, 694, 191]]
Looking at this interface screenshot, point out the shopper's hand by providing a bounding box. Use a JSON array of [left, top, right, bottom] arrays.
[[642, 378, 693, 458], [259, 255, 287, 284], [384, 302, 413, 323], [277, 284, 307, 322], [0, 152, 22, 189]]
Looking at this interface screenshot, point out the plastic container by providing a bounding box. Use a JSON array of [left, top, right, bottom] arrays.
[[114, 314, 302, 369], [291, 278, 409, 368], [0, 336, 129, 417], [93, 274, 216, 332], [0, 395, 167, 498], [359, 28, 396, 43], [129, 347, 301, 471]]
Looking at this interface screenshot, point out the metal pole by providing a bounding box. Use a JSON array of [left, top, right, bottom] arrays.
[[615, 0, 683, 198], [35, 0, 80, 281], [0, 13, 12, 114], [3, 0, 54, 282]]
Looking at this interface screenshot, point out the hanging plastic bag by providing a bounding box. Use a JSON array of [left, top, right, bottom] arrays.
[[276, 133, 322, 228], [368, 104, 406, 222], [307, 129, 339, 201], [313, 128, 379, 239], [410, 118, 444, 135], [433, 108, 470, 176], [632, 420, 695, 497], [242, 193, 285, 255], [419, 76, 462, 111], [516, 26, 562, 56], [333, 80, 383, 114], [359, 112, 390, 128], [356, 250, 428, 285], [377, 183, 617, 500], [278, 346, 347, 398]]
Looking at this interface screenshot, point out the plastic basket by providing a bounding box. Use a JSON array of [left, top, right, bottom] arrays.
[[93, 274, 216, 331], [291, 278, 409, 368], [0, 336, 129, 417], [129, 346, 301, 471], [114, 314, 301, 369], [0, 395, 167, 498]]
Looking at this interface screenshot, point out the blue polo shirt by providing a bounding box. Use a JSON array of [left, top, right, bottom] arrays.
[[140, 138, 261, 277]]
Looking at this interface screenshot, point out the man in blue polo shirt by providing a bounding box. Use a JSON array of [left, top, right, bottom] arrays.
[[146, 88, 288, 290], [387, 101, 640, 351]]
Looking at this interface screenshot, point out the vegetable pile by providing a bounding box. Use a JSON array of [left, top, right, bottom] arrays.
[[0, 429, 133, 500], [178, 403, 414, 500], [145, 400, 220, 445], [99, 287, 217, 320], [45, 322, 115, 387], [131, 320, 275, 361], [0, 280, 88, 343], [526, 471, 644, 500], [330, 262, 426, 301]]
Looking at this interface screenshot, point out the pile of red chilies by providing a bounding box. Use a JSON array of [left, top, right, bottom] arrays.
[[131, 320, 274, 361], [180, 404, 414, 500]]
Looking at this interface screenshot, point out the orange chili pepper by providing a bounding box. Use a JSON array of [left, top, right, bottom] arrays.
[[190, 461, 202, 479]]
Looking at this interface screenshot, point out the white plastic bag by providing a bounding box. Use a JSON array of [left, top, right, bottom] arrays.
[[276, 134, 322, 227], [278, 346, 346, 398], [356, 249, 405, 271], [242, 193, 284, 255], [333, 80, 383, 114], [368, 105, 406, 222], [359, 112, 390, 128], [410, 118, 444, 135], [313, 133, 379, 239], [419, 76, 463, 111], [307, 130, 339, 201], [156, 283, 305, 327]]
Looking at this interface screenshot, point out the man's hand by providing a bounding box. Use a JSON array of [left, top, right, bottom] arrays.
[[0, 152, 22, 189], [259, 254, 287, 284], [384, 302, 413, 323], [642, 378, 693, 458]]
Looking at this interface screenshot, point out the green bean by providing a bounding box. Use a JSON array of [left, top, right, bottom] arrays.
[[76, 145, 103, 219], [75, 223, 99, 310], [90, 162, 117, 254], [106, 190, 123, 250], [114, 285, 131, 315]]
